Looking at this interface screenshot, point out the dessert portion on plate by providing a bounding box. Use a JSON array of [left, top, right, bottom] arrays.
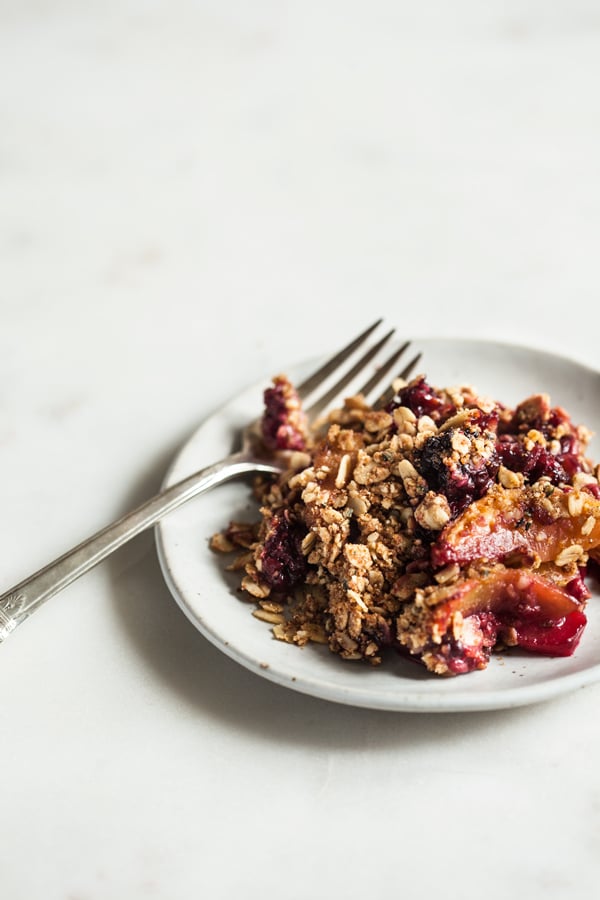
[[211, 373, 600, 676]]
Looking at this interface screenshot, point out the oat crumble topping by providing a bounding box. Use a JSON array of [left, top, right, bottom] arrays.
[[211, 374, 600, 676]]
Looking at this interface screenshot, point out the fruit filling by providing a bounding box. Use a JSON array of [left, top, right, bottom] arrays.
[[212, 373, 600, 676], [261, 375, 308, 452]]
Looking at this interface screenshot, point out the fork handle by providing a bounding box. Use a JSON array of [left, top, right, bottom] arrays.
[[0, 452, 277, 642]]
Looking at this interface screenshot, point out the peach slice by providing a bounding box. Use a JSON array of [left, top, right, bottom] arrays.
[[431, 484, 600, 569], [397, 564, 587, 675]]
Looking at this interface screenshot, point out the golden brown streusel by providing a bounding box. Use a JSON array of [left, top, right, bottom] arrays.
[[212, 373, 600, 677]]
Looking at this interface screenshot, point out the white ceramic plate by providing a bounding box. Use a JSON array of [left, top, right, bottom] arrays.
[[155, 339, 600, 712]]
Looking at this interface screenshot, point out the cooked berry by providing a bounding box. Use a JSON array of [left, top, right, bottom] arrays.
[[395, 376, 455, 422], [418, 429, 499, 516], [496, 436, 568, 485], [261, 378, 306, 451], [259, 513, 307, 592]]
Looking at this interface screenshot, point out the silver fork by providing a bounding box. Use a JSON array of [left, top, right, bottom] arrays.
[[0, 321, 420, 641]]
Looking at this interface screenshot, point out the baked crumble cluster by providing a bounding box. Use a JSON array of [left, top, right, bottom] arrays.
[[211, 373, 600, 676]]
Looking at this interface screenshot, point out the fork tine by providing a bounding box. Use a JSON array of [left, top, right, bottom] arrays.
[[372, 351, 423, 409], [305, 328, 396, 420], [296, 319, 382, 400], [356, 340, 410, 398]]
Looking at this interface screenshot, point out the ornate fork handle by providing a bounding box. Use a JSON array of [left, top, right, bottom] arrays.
[[0, 452, 278, 641]]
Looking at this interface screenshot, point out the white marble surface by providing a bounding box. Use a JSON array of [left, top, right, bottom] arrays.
[[1, 1, 600, 897]]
